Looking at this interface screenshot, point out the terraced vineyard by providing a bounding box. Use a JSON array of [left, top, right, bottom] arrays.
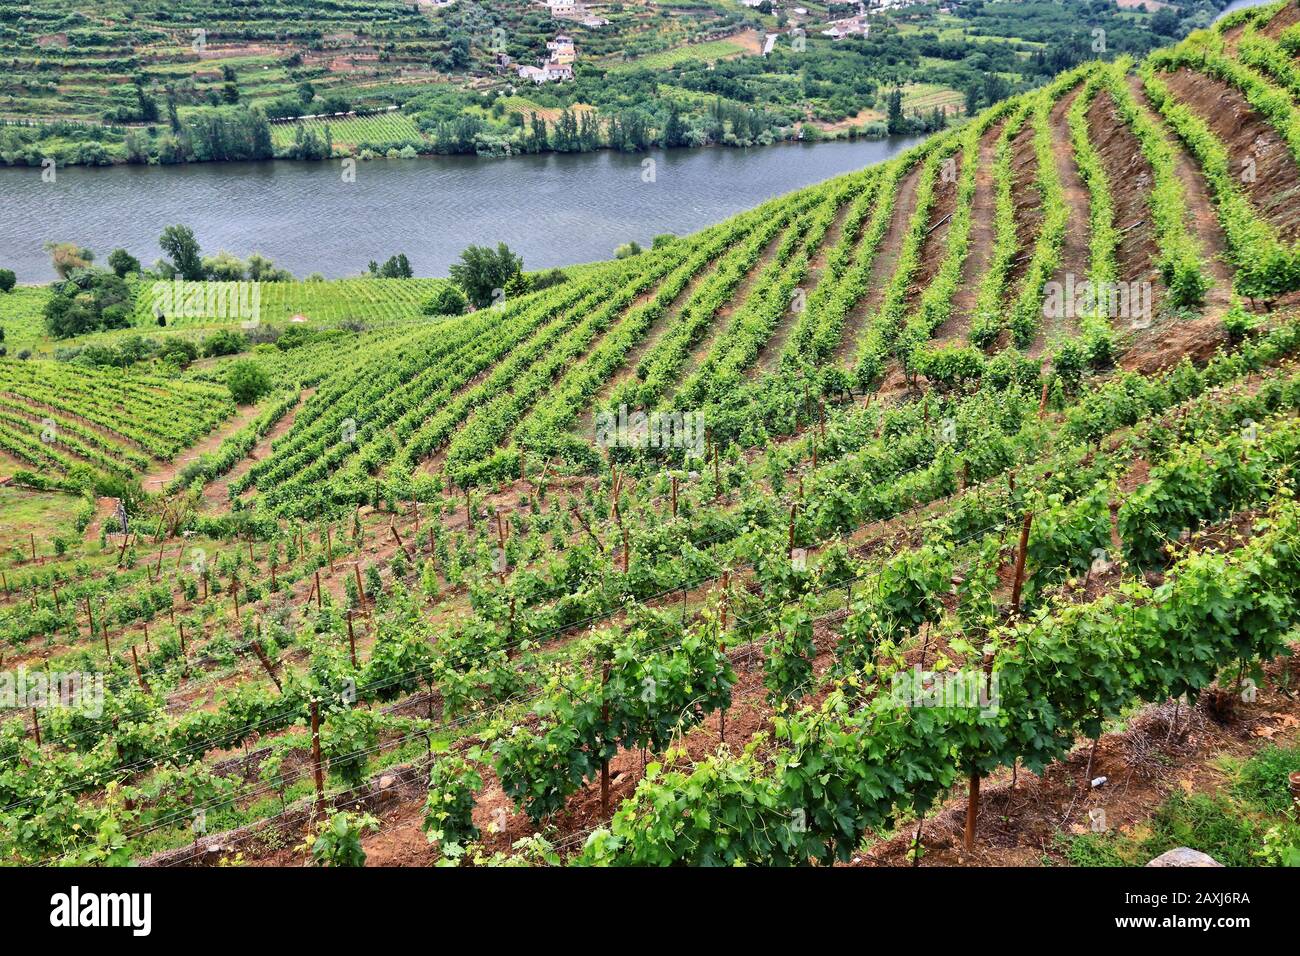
[[129, 277, 452, 328], [268, 112, 425, 152], [5, 4, 1300, 876]]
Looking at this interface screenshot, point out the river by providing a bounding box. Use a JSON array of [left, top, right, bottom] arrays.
[[1214, 0, 1275, 21], [0, 135, 927, 283]]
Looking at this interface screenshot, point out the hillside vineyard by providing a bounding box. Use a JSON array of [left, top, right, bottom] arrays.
[[3, 1, 1300, 874]]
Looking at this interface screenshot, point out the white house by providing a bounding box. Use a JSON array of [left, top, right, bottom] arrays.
[[517, 59, 573, 83], [822, 16, 869, 38], [547, 34, 577, 63]]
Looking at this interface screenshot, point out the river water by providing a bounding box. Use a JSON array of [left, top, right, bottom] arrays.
[[0, 136, 927, 282]]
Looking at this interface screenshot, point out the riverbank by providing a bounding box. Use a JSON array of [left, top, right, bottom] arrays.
[[0, 108, 900, 171]]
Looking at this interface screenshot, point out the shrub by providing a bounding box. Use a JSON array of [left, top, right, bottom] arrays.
[[202, 329, 247, 357], [226, 360, 270, 404], [421, 284, 468, 317], [305, 811, 379, 867]]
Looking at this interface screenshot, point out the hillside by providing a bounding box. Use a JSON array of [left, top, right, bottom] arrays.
[[0, 0, 1228, 165], [2, 0, 1300, 872]]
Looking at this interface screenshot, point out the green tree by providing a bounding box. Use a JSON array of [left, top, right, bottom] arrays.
[[449, 243, 523, 309], [374, 254, 413, 279], [0, 269, 15, 293], [106, 249, 140, 278], [885, 88, 906, 135], [159, 225, 204, 281]]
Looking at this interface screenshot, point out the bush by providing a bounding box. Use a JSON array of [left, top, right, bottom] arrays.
[[424, 754, 483, 848], [421, 284, 468, 317], [0, 269, 15, 293], [1233, 744, 1300, 814], [202, 329, 247, 357], [157, 338, 199, 369], [226, 360, 270, 404], [306, 811, 379, 867], [1223, 299, 1260, 345], [42, 270, 132, 338], [106, 249, 140, 278]]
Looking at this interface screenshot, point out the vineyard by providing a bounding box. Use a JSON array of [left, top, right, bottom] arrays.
[[129, 277, 452, 328], [268, 112, 426, 152], [5, 3, 1300, 873]]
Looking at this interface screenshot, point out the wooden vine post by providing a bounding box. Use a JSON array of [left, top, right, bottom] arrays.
[[963, 646, 997, 851], [1009, 508, 1034, 615], [326, 526, 334, 572], [507, 597, 517, 660], [131, 646, 148, 693], [251, 622, 283, 693], [346, 611, 357, 668], [788, 503, 799, 559], [610, 465, 622, 526], [310, 699, 325, 822], [600, 655, 612, 814], [621, 526, 630, 574], [314, 570, 323, 610], [719, 571, 730, 744], [30, 708, 40, 747], [390, 521, 414, 563]]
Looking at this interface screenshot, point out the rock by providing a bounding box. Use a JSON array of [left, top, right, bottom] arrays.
[[1146, 847, 1223, 867]]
